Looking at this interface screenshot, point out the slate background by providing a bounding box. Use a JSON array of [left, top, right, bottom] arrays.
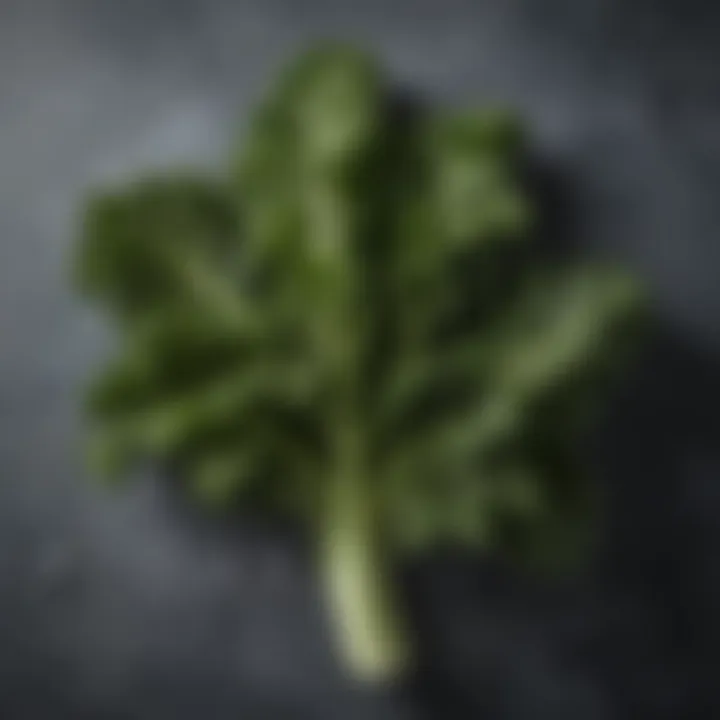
[[0, 1, 718, 718]]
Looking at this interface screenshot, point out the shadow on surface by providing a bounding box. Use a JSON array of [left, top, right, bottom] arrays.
[[392, 159, 720, 720]]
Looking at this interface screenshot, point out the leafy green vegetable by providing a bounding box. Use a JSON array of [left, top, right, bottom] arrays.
[[74, 43, 646, 683]]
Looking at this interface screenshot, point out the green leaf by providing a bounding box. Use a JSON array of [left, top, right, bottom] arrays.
[[74, 174, 248, 327], [75, 43, 646, 577], [188, 447, 263, 509], [426, 110, 532, 244]]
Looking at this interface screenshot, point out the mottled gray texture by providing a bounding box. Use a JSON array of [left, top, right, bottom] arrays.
[[0, 1, 718, 718]]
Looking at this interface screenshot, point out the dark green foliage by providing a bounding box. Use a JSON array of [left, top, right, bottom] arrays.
[[74, 44, 645, 570]]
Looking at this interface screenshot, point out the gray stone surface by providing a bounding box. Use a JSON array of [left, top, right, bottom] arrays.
[[0, 1, 718, 717]]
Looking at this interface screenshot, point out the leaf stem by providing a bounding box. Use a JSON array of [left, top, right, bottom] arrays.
[[320, 424, 412, 683]]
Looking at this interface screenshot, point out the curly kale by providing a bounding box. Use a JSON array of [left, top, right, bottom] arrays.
[[74, 44, 645, 682]]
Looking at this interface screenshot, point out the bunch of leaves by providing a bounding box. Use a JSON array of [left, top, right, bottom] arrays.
[[74, 44, 645, 571]]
